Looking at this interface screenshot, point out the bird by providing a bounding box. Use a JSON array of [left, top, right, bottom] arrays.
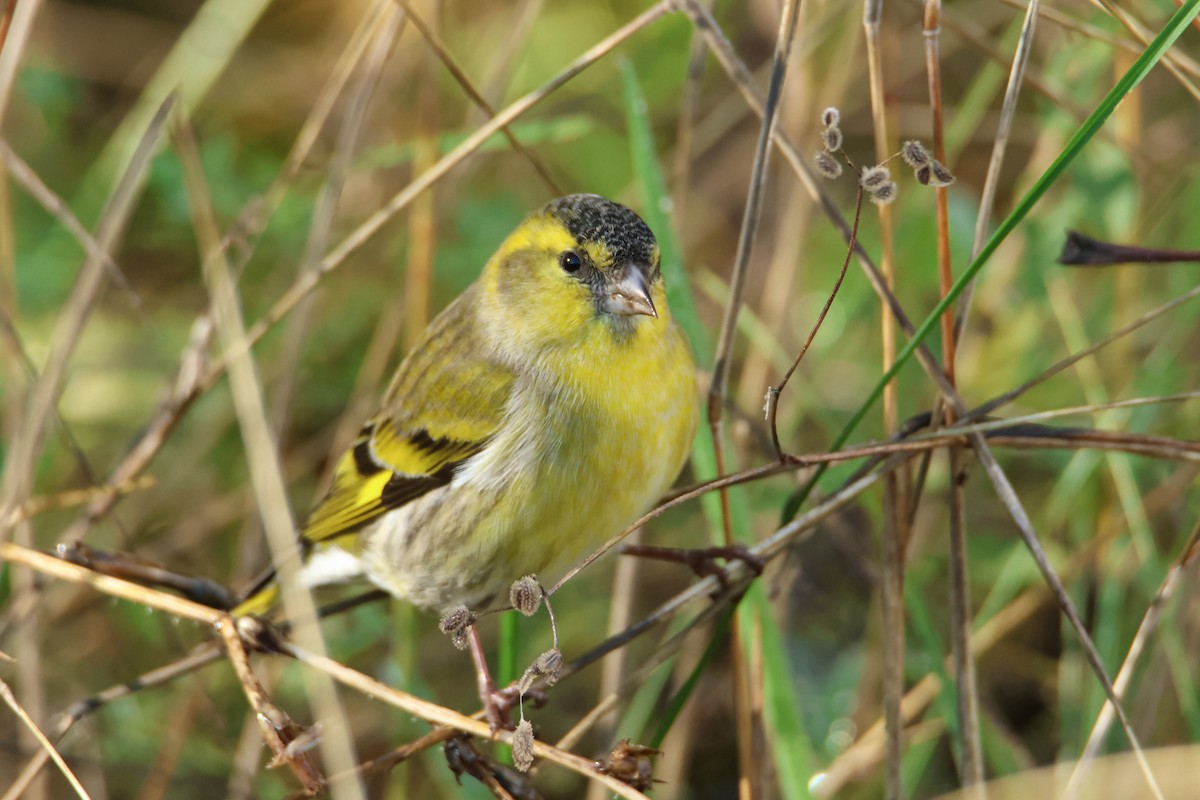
[[236, 193, 698, 725]]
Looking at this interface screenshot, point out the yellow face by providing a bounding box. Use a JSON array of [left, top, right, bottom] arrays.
[[480, 195, 666, 356]]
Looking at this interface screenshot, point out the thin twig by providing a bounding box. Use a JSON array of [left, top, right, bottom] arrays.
[[1063, 516, 1200, 798], [1094, 0, 1200, 100], [0, 141, 145, 313], [0, 94, 173, 534], [968, 434, 1164, 800], [0, 542, 223, 623], [283, 644, 653, 800], [670, 0, 713, 223], [215, 621, 324, 793], [1, 478, 155, 528], [953, 0, 1041, 344], [391, 0, 561, 194], [966, 283, 1200, 423], [237, 2, 672, 359], [767, 190, 860, 458], [0, 677, 90, 800]]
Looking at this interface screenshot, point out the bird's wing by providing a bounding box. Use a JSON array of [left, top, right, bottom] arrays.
[[302, 286, 515, 547]]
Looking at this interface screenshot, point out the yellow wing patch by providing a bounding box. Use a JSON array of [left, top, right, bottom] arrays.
[[300, 421, 486, 547]]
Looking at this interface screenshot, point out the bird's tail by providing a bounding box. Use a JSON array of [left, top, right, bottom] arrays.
[[231, 568, 281, 618]]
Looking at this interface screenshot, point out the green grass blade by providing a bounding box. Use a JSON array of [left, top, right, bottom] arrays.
[[753, 584, 816, 800], [621, 59, 711, 363], [649, 609, 734, 748]]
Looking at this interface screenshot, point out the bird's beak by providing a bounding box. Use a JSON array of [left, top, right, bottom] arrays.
[[602, 264, 658, 318]]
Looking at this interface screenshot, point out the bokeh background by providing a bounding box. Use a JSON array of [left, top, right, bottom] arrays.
[[2, 0, 1200, 798]]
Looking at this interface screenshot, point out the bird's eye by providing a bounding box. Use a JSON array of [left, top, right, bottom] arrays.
[[559, 251, 582, 273]]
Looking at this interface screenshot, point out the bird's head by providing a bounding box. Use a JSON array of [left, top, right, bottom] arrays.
[[481, 194, 667, 353]]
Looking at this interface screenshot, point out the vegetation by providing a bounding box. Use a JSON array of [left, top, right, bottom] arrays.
[[1, 0, 1199, 798]]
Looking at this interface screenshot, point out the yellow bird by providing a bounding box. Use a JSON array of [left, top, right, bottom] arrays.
[[238, 194, 697, 720]]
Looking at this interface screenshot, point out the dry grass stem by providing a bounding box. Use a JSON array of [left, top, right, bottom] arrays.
[[924, 0, 983, 788], [269, 6, 405, 441], [0, 676, 90, 800], [968, 437, 1164, 799], [0, 0, 42, 126], [863, 2, 906, 794], [173, 114, 364, 798], [392, 0, 562, 194], [0, 142, 143, 312], [954, 0, 1042, 344], [0, 94, 172, 535], [1063, 520, 1200, 797]]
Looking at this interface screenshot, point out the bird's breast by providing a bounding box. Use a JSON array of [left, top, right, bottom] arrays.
[[364, 320, 697, 610]]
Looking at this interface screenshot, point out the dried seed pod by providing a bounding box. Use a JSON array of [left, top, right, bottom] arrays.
[[821, 124, 844, 153], [929, 160, 956, 187], [439, 606, 475, 636], [821, 106, 841, 127], [518, 647, 564, 694], [518, 664, 539, 695], [859, 165, 891, 190], [535, 648, 563, 686], [869, 181, 898, 206], [915, 165, 932, 185], [509, 575, 542, 617], [512, 719, 536, 772], [814, 151, 843, 180], [900, 140, 930, 169], [596, 739, 660, 791]]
